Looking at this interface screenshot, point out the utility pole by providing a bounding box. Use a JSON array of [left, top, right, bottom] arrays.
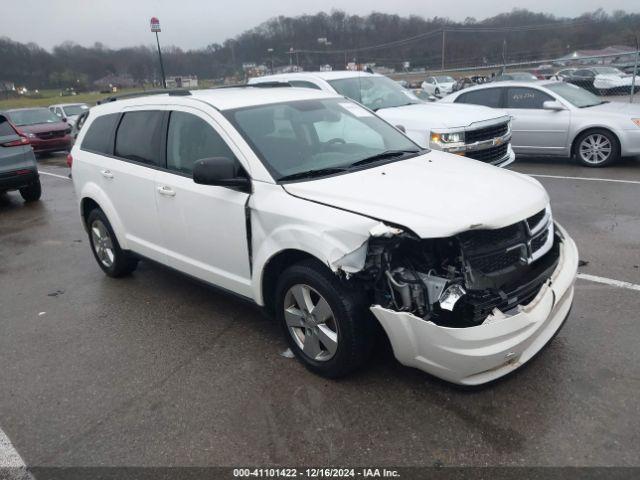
[[267, 48, 274, 74], [150, 17, 166, 88], [630, 35, 638, 103], [501, 39, 507, 74], [441, 30, 446, 71]]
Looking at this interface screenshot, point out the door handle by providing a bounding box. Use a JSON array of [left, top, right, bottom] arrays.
[[157, 185, 176, 197], [100, 169, 114, 179]]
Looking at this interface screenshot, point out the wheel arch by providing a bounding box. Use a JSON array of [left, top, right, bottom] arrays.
[[78, 183, 128, 249], [570, 126, 621, 158]]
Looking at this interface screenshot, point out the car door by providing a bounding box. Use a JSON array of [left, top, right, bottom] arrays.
[[108, 109, 168, 262], [154, 107, 252, 297], [568, 69, 595, 92], [503, 86, 570, 155], [423, 77, 435, 95]]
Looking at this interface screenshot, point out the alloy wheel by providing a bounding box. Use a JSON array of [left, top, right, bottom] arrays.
[[90, 219, 115, 267], [579, 134, 612, 165], [284, 284, 338, 362]]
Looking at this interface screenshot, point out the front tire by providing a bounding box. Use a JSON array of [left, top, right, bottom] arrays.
[[574, 129, 619, 167], [275, 259, 375, 378], [20, 179, 41, 202], [86, 208, 138, 277]]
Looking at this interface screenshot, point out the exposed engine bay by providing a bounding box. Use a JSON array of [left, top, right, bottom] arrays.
[[352, 207, 561, 328]]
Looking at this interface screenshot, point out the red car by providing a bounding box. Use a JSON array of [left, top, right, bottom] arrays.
[[3, 108, 72, 155]]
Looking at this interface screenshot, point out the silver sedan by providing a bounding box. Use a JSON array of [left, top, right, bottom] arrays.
[[441, 80, 640, 167]]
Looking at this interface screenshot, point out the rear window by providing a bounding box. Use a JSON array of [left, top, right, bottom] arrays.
[[456, 88, 503, 108], [114, 111, 165, 166], [0, 116, 17, 136], [81, 113, 119, 154]]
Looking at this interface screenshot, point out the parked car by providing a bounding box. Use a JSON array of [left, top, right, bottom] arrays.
[[249, 71, 515, 167], [2, 108, 72, 155], [411, 89, 437, 101], [493, 72, 539, 82], [550, 68, 577, 81], [72, 87, 578, 386], [49, 103, 90, 130], [421, 75, 456, 97], [0, 113, 41, 201], [452, 77, 476, 92], [441, 80, 640, 167], [562, 66, 637, 95]]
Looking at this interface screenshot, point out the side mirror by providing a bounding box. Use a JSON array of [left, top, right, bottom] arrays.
[[62, 117, 67, 123], [192, 157, 251, 191], [542, 100, 565, 111]]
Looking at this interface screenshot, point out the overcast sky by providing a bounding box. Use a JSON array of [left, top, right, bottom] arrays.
[[3, 0, 638, 50]]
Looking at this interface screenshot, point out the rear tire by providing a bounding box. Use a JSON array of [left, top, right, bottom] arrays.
[[86, 208, 138, 277], [574, 129, 619, 167], [275, 259, 375, 378], [20, 179, 42, 202]]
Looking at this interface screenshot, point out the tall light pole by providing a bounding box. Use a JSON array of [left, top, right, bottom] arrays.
[[267, 48, 274, 74], [150, 17, 166, 89]]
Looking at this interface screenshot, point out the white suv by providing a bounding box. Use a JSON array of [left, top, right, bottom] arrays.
[[72, 86, 578, 386]]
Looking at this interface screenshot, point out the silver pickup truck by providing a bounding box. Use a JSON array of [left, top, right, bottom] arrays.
[[250, 71, 514, 167]]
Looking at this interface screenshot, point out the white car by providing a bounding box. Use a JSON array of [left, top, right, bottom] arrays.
[[49, 103, 90, 126], [441, 80, 640, 167], [421, 75, 456, 97], [250, 71, 515, 167], [71, 86, 578, 386]]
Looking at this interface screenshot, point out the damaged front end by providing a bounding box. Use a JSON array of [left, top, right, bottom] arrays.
[[353, 206, 558, 329]]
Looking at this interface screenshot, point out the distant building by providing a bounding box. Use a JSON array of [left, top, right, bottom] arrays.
[[319, 64, 333, 72], [557, 45, 636, 65], [0, 80, 15, 91], [166, 75, 198, 88]]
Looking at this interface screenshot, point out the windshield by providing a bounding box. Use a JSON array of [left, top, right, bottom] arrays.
[[7, 108, 61, 126], [226, 98, 421, 181], [435, 76, 454, 83], [592, 67, 623, 75], [546, 82, 604, 108], [327, 75, 422, 111], [63, 104, 89, 117]]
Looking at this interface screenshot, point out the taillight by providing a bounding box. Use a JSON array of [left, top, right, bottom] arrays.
[[1, 136, 30, 147], [66, 153, 73, 168]]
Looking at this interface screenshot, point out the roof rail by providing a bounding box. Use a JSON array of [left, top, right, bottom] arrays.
[[96, 89, 191, 105], [215, 81, 292, 90]]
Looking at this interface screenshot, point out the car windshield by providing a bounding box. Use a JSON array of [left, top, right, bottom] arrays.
[[592, 67, 623, 75], [7, 108, 61, 126], [63, 105, 89, 117], [327, 76, 422, 111], [435, 76, 454, 83], [546, 82, 605, 108], [226, 98, 421, 181]]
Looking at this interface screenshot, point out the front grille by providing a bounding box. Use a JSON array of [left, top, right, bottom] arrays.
[[458, 223, 524, 252], [527, 209, 546, 231], [531, 229, 549, 253], [469, 248, 524, 274], [466, 143, 508, 164], [465, 122, 509, 144], [36, 130, 65, 140]]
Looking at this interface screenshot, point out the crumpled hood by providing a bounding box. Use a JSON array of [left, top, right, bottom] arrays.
[[376, 102, 509, 130], [283, 151, 549, 238]]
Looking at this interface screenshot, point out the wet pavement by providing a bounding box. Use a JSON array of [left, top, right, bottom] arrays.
[[0, 153, 639, 468]]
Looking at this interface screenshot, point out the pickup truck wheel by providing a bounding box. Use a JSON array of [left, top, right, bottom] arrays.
[[87, 209, 138, 277], [19, 179, 42, 202], [575, 129, 619, 167], [275, 259, 374, 378]]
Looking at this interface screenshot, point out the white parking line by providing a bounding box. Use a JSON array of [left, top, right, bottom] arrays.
[[529, 174, 640, 185], [0, 428, 32, 479], [38, 170, 71, 180], [578, 273, 640, 292]]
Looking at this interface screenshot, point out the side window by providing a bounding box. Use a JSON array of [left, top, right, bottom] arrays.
[[505, 88, 552, 109], [81, 113, 119, 154], [114, 111, 165, 166], [574, 70, 592, 78], [289, 80, 322, 90], [166, 111, 237, 175], [456, 88, 503, 108]]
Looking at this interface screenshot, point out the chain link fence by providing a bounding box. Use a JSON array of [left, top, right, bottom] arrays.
[[390, 50, 640, 102]]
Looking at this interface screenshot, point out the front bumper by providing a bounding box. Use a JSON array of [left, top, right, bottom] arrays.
[[371, 223, 578, 386], [619, 129, 640, 156], [30, 135, 72, 153]]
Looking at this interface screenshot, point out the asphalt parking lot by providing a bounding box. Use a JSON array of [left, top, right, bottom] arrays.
[[1, 153, 639, 470]]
